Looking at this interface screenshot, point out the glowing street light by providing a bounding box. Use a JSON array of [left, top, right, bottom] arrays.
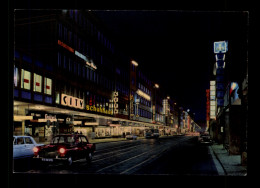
[[131, 60, 138, 67], [154, 84, 159, 89]]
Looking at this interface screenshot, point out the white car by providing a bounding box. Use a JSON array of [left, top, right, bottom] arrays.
[[13, 136, 44, 160], [125, 132, 138, 140]]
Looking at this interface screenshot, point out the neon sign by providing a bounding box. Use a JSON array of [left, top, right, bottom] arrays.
[[75, 50, 88, 62], [58, 40, 97, 70], [58, 40, 74, 53]]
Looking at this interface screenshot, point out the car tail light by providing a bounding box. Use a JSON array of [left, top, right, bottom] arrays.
[[33, 147, 39, 154], [59, 147, 66, 154]]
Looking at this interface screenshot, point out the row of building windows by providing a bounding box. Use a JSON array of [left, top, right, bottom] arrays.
[[65, 10, 115, 54], [58, 16, 114, 60], [138, 82, 151, 96], [58, 51, 130, 97], [138, 108, 152, 119], [14, 66, 52, 95], [138, 70, 152, 87]]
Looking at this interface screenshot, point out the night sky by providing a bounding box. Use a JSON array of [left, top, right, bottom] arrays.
[[93, 10, 248, 125]]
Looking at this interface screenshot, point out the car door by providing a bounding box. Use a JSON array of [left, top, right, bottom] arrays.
[[79, 136, 88, 158], [24, 137, 35, 158], [13, 137, 26, 159]]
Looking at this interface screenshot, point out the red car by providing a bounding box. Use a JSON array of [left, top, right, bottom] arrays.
[[33, 134, 95, 166]]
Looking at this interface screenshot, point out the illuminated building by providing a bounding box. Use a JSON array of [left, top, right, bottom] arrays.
[[14, 10, 180, 142]]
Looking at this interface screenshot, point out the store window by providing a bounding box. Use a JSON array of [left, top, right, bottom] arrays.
[[44, 77, 52, 95], [21, 69, 31, 90], [33, 73, 42, 93]]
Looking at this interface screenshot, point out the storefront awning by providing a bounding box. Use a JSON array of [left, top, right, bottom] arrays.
[[14, 100, 164, 128]]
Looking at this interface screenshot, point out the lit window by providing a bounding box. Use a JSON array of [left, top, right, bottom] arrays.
[[33, 73, 42, 93], [21, 69, 31, 90], [44, 77, 52, 95]]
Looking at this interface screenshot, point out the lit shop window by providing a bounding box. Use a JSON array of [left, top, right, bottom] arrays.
[[21, 69, 31, 90], [33, 73, 42, 93], [44, 77, 52, 95]]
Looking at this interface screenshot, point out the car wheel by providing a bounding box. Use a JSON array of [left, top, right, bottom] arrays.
[[86, 152, 92, 163], [67, 156, 73, 166]]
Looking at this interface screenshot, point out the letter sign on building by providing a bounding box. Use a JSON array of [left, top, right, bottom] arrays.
[[61, 94, 84, 109]]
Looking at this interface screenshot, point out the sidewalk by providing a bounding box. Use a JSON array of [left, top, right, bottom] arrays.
[[210, 143, 247, 176]]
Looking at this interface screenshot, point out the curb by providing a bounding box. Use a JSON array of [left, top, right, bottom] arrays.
[[210, 145, 228, 175]]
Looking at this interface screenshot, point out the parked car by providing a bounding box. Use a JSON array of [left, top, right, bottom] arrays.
[[198, 133, 213, 145], [13, 136, 44, 160], [125, 132, 138, 140], [145, 129, 160, 139], [33, 134, 95, 166]]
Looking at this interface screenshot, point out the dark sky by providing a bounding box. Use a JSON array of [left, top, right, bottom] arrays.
[[93, 11, 248, 123]]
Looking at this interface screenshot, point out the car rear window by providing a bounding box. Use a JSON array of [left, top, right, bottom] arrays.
[[25, 137, 33, 144], [67, 136, 75, 143], [53, 136, 65, 144], [80, 136, 87, 143], [17, 137, 24, 145]]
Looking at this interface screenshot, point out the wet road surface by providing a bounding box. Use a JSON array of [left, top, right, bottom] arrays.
[[13, 136, 218, 175]]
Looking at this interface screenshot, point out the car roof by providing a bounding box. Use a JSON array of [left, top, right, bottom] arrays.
[[54, 134, 85, 137], [13, 135, 32, 138]]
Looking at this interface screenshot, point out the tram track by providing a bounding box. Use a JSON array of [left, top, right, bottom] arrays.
[[24, 136, 196, 174], [93, 136, 194, 174]]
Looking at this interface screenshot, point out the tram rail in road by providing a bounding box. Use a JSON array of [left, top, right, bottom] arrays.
[[20, 136, 197, 174]]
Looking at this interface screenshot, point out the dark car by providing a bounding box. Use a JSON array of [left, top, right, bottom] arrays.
[[145, 129, 159, 139], [33, 134, 95, 166], [198, 133, 213, 145]]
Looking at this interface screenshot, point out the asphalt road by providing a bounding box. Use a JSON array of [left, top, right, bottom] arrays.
[[13, 136, 219, 175]]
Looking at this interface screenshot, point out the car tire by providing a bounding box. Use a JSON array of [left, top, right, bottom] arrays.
[[67, 156, 73, 166], [86, 152, 93, 163]]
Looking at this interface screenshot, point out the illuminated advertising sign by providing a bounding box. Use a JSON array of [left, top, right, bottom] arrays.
[[210, 80, 216, 119], [86, 105, 112, 115], [86, 60, 97, 70], [214, 41, 228, 53], [136, 89, 151, 101], [113, 91, 119, 114], [58, 40, 74, 53], [229, 82, 240, 105], [206, 89, 210, 121], [61, 94, 84, 109], [58, 40, 97, 70], [75, 50, 88, 62]]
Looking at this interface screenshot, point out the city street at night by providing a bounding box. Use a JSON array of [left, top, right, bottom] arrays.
[[9, 9, 249, 188], [14, 136, 221, 175]]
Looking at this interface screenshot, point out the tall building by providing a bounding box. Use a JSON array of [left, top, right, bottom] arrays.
[[209, 40, 248, 158], [13, 10, 181, 143]]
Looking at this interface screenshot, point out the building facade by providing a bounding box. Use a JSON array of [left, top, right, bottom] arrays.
[[14, 10, 181, 143]]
